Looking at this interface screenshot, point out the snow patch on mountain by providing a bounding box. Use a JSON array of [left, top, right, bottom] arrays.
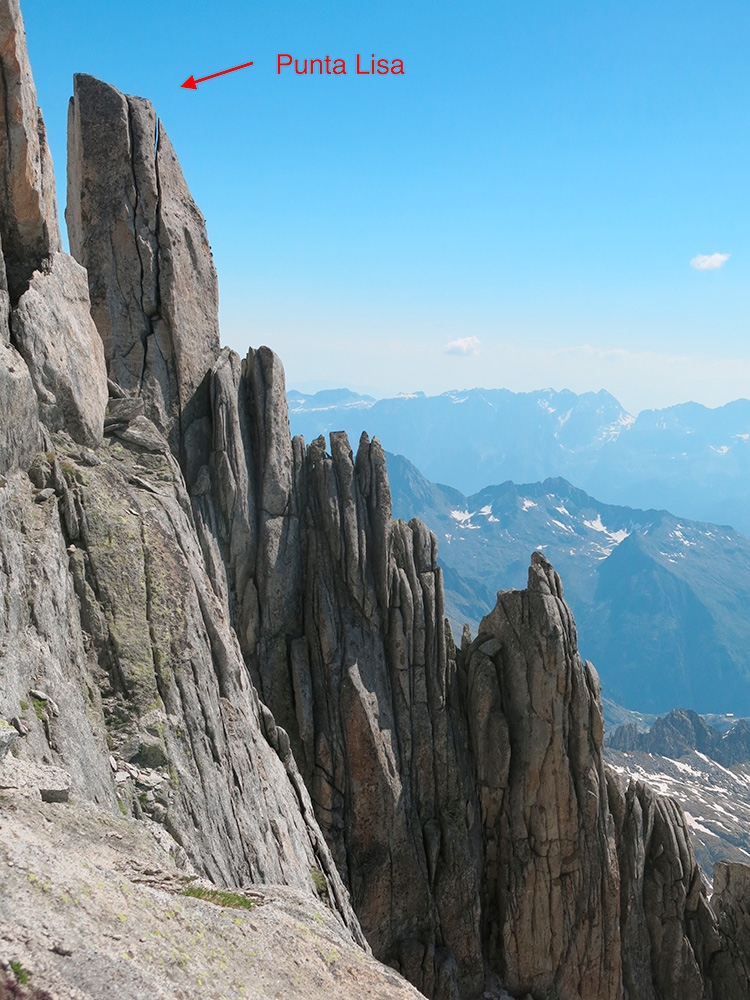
[[606, 746, 750, 878], [582, 514, 630, 552]]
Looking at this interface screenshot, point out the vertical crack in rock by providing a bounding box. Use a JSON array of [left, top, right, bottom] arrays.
[[0, 0, 107, 469], [124, 96, 151, 396], [0, 0, 60, 302], [67, 74, 219, 455]]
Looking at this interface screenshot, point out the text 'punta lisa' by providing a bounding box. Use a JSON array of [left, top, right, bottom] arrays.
[[277, 54, 404, 75]]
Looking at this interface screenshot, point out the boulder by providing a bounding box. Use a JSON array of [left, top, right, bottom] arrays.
[[0, 718, 18, 760], [11, 252, 107, 448]]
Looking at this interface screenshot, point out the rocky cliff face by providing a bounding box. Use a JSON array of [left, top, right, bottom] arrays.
[[710, 862, 750, 999], [182, 344, 485, 997], [0, 0, 59, 302], [2, 1, 750, 997], [67, 73, 220, 454], [0, 0, 106, 472], [0, 0, 362, 956], [462, 555, 621, 999]]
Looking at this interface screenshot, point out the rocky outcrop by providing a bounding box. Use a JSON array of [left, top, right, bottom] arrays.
[[0, 431, 364, 942], [11, 253, 107, 448], [0, 0, 106, 463], [0, 790, 426, 1000], [66, 74, 220, 452], [187, 337, 742, 1000], [608, 775, 718, 1000], [188, 347, 485, 998], [462, 554, 621, 999], [0, 1, 42, 474], [710, 862, 750, 998], [460, 556, 732, 1000]]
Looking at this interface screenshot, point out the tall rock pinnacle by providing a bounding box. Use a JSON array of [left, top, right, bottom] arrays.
[[66, 74, 221, 452], [463, 551, 622, 998]]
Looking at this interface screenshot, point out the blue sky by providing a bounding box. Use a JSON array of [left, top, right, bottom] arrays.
[[24, 0, 749, 414]]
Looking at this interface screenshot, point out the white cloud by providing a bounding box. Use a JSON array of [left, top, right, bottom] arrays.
[[690, 252, 730, 271], [444, 336, 480, 356]]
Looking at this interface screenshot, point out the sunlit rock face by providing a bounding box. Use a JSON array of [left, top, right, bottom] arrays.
[[67, 73, 220, 454]]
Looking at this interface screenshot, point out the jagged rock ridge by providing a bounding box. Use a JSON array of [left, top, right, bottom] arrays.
[[608, 708, 750, 767], [1, 1, 750, 997]]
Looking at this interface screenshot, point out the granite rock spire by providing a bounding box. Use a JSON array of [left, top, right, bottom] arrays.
[[67, 74, 220, 453]]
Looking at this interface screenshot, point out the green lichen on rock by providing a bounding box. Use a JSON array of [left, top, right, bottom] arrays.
[[181, 886, 257, 911], [310, 868, 327, 898], [79, 475, 157, 711]]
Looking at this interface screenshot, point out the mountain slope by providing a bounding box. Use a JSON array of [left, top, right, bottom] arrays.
[[289, 386, 631, 496], [605, 708, 750, 877], [386, 454, 750, 714]]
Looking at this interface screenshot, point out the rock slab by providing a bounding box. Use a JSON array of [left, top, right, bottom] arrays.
[[11, 252, 108, 448]]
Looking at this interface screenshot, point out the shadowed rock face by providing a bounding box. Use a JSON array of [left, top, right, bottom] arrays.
[[608, 775, 719, 1000], [463, 554, 621, 999], [0, 295, 41, 473], [66, 74, 220, 453], [710, 862, 750, 998]]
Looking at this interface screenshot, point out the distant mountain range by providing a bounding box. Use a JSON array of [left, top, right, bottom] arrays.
[[604, 708, 750, 877], [608, 707, 750, 766], [288, 387, 750, 535], [383, 455, 750, 716]]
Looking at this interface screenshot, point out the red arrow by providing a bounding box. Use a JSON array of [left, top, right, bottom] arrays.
[[181, 60, 254, 90]]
